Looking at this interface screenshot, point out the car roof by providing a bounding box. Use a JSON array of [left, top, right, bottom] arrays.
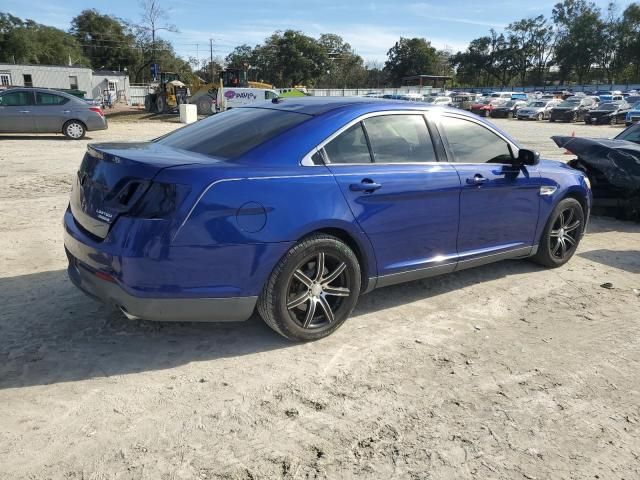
[[0, 86, 81, 100], [240, 96, 459, 116]]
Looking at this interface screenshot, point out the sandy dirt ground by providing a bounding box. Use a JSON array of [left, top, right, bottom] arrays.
[[0, 117, 639, 479]]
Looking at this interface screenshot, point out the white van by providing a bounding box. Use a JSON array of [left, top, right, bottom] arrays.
[[219, 88, 279, 109]]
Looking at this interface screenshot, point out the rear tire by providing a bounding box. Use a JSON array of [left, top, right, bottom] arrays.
[[63, 120, 86, 140], [144, 95, 155, 112], [532, 198, 584, 268], [156, 96, 167, 113], [257, 234, 361, 342]]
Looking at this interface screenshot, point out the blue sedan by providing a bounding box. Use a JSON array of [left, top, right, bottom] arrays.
[[64, 98, 592, 341]]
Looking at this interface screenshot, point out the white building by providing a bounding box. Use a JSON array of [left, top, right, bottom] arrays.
[[91, 70, 130, 103], [0, 63, 130, 102]]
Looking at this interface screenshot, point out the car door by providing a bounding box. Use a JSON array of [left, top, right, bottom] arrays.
[[0, 90, 36, 132], [33, 91, 72, 133], [435, 114, 542, 266], [322, 112, 461, 285]]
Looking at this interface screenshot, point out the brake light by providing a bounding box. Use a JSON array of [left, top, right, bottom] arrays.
[[89, 107, 104, 117], [130, 182, 190, 219]]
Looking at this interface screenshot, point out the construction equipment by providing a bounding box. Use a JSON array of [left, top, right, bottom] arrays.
[[144, 72, 189, 113], [189, 67, 276, 115]]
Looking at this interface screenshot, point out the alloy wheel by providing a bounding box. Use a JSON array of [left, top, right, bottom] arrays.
[[549, 207, 581, 260], [285, 251, 351, 329]]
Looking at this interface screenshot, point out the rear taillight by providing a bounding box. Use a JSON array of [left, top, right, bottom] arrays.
[[130, 182, 190, 219], [89, 107, 104, 117]]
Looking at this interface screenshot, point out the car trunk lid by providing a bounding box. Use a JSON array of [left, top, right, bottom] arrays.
[[69, 142, 216, 239]]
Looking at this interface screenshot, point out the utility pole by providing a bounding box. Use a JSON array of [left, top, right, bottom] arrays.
[[210, 39, 214, 83]]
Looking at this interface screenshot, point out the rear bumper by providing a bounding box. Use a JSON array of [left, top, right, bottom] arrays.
[[85, 115, 108, 131], [67, 248, 257, 322]]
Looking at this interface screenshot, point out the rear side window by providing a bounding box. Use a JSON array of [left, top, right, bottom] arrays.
[[0, 91, 32, 106], [156, 107, 309, 159], [363, 114, 436, 163], [36, 92, 69, 105], [323, 123, 371, 164], [439, 116, 513, 164]]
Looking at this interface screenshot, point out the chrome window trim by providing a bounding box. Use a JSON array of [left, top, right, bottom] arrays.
[[300, 110, 438, 167]]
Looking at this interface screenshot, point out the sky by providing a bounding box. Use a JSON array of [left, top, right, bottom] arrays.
[[2, 0, 634, 64]]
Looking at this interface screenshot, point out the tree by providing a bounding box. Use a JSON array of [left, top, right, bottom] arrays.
[[137, 0, 177, 76], [316, 34, 367, 88], [506, 15, 554, 85], [552, 0, 602, 84], [70, 9, 139, 71], [225, 44, 254, 69], [384, 37, 438, 85], [619, 3, 640, 81], [249, 30, 327, 87], [0, 13, 87, 65], [450, 31, 517, 87]]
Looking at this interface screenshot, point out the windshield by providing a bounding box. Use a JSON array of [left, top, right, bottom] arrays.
[[156, 107, 310, 159], [528, 101, 546, 107], [558, 100, 579, 107], [615, 123, 640, 144], [504, 100, 517, 107], [597, 103, 617, 111], [633, 101, 640, 109]]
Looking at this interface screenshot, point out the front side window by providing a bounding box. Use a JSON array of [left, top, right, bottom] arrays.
[[323, 122, 371, 164], [439, 116, 513, 164], [265, 91, 278, 100], [363, 114, 436, 163], [0, 91, 33, 106], [36, 92, 69, 105]]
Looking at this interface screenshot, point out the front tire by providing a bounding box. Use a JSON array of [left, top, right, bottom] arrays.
[[537, 113, 544, 121], [257, 234, 361, 341], [63, 120, 86, 140], [532, 198, 584, 268]]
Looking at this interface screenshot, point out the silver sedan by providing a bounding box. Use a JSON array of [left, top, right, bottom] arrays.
[[0, 87, 108, 139], [516, 100, 560, 121]]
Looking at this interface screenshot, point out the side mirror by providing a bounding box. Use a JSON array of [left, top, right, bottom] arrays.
[[516, 148, 540, 166]]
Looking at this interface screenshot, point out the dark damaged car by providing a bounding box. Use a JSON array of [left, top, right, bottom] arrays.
[[555, 125, 640, 220], [549, 97, 597, 123], [584, 102, 630, 125]]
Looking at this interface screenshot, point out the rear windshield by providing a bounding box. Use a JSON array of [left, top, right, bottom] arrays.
[[156, 107, 309, 158]]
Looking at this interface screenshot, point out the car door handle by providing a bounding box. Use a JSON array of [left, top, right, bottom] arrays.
[[19, 110, 30, 113], [349, 179, 382, 192], [466, 174, 488, 185], [62, 110, 71, 114]]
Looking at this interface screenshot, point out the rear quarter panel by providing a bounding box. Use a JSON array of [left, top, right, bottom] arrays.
[[155, 164, 378, 283]]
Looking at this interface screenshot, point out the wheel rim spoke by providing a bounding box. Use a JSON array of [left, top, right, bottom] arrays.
[[552, 239, 562, 255], [302, 299, 317, 328], [293, 269, 313, 288], [287, 291, 310, 310], [564, 234, 576, 246], [564, 208, 574, 227], [314, 252, 325, 282], [317, 296, 334, 324], [565, 220, 581, 233], [550, 229, 561, 238], [559, 238, 567, 257], [322, 262, 346, 285], [323, 286, 350, 297]]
